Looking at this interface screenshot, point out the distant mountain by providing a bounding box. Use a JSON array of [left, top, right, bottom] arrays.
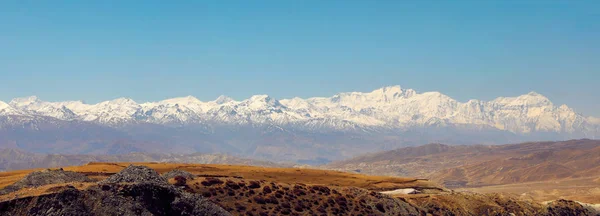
[[0, 86, 598, 163], [0, 148, 285, 171], [324, 139, 600, 187], [2, 86, 598, 134]]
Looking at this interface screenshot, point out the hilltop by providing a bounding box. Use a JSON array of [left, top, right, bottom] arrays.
[[0, 163, 598, 215]]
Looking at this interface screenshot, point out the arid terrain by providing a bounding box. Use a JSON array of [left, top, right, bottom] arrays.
[[0, 162, 598, 215], [324, 139, 600, 207]]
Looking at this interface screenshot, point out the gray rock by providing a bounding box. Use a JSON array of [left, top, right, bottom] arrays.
[[162, 169, 196, 180], [100, 165, 168, 186]]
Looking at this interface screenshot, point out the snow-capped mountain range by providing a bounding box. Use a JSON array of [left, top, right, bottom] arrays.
[[1, 86, 598, 135]]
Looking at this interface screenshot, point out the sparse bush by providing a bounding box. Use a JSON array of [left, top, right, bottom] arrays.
[[235, 203, 247, 211], [226, 180, 240, 189], [248, 181, 261, 189], [327, 198, 335, 205], [335, 196, 348, 207], [293, 188, 306, 196], [263, 186, 272, 194], [201, 178, 224, 186], [267, 196, 279, 204], [294, 206, 304, 212], [253, 196, 266, 204], [375, 203, 385, 213], [173, 176, 187, 186], [317, 206, 326, 213]]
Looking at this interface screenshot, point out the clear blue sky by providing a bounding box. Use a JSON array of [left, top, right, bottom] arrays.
[[1, 1, 599, 116]]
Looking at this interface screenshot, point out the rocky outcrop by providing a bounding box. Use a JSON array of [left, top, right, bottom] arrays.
[[162, 169, 196, 180], [99, 165, 169, 186], [542, 199, 599, 216], [0, 165, 230, 216], [0, 183, 230, 216]]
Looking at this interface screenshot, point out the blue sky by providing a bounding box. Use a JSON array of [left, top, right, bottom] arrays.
[[0, 1, 599, 116]]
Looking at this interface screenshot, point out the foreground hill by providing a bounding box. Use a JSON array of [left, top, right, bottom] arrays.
[[325, 139, 600, 185], [0, 163, 597, 215]]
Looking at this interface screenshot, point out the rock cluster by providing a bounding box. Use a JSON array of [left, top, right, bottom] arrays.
[[162, 169, 196, 180], [99, 165, 168, 186]]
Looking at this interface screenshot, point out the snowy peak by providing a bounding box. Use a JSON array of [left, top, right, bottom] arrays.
[[244, 95, 282, 108], [0, 101, 22, 115], [5, 96, 78, 120], [369, 85, 415, 101], [213, 95, 234, 104], [160, 96, 202, 105], [101, 97, 138, 106], [492, 92, 552, 107], [9, 96, 41, 108], [0, 101, 9, 109]]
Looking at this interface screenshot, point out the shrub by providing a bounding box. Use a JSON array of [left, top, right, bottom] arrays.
[[266, 196, 279, 204], [311, 185, 330, 194], [294, 206, 304, 212], [235, 203, 247, 211], [263, 186, 272, 194], [317, 206, 327, 213], [375, 203, 385, 213], [201, 178, 224, 186], [253, 196, 266, 204], [248, 181, 261, 189], [173, 176, 187, 187], [293, 188, 306, 196], [226, 180, 241, 189]]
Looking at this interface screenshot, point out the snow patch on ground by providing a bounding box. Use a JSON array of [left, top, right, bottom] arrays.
[[379, 188, 417, 195]]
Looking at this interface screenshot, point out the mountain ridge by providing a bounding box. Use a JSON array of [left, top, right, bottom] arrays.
[[1, 85, 598, 135]]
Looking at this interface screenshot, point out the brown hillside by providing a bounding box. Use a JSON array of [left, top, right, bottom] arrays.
[[0, 163, 597, 215], [325, 139, 600, 187], [0, 162, 440, 192]]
